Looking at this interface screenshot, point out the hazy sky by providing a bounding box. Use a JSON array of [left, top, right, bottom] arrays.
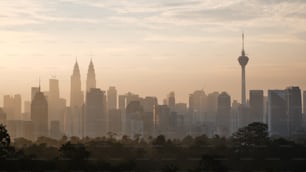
[[0, 0, 306, 106]]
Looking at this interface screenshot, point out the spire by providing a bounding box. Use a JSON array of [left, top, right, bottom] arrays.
[[39, 77, 41, 92], [241, 33, 245, 56], [86, 59, 96, 92]]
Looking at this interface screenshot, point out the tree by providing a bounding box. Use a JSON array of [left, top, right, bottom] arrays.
[[0, 124, 15, 159], [231, 122, 269, 147], [59, 141, 89, 161]]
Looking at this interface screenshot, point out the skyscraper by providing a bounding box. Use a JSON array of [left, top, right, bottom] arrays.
[[31, 87, 40, 101], [166, 92, 176, 111], [238, 33, 249, 106], [107, 86, 117, 110], [85, 88, 107, 137], [216, 92, 231, 137], [3, 94, 22, 120], [286, 87, 302, 136], [86, 59, 96, 93], [249, 90, 264, 123], [69, 60, 84, 137], [48, 78, 66, 133], [31, 88, 48, 138], [268, 90, 288, 137]]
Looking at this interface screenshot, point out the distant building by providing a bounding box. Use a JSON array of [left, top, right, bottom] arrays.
[[268, 87, 302, 138], [85, 88, 107, 137], [189, 90, 207, 124], [86, 59, 96, 93], [50, 120, 61, 139], [3, 94, 21, 120], [153, 105, 170, 136], [31, 89, 48, 138], [126, 101, 144, 136], [69, 60, 84, 137], [249, 90, 264, 123], [109, 109, 122, 135], [286, 87, 302, 136], [216, 92, 231, 137], [166, 92, 176, 111], [238, 33, 249, 106], [31, 87, 39, 101], [48, 78, 66, 133], [118, 95, 126, 111], [107, 86, 117, 110]]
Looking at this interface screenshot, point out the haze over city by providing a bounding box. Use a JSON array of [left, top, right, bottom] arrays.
[[1, 0, 306, 105]]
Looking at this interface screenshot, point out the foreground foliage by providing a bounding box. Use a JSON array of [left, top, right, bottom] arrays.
[[1, 122, 306, 171]]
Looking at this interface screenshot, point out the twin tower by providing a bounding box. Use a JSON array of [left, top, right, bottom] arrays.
[[70, 59, 96, 108]]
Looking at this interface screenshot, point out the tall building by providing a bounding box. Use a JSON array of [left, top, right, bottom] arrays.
[[69, 60, 84, 137], [268, 87, 302, 138], [107, 86, 117, 110], [189, 90, 207, 123], [126, 101, 144, 136], [48, 78, 66, 133], [153, 105, 170, 136], [3, 94, 22, 120], [85, 88, 107, 137], [86, 59, 96, 93], [31, 87, 40, 101], [238, 33, 249, 106], [286, 87, 302, 136], [268, 90, 288, 137], [31, 88, 48, 138], [118, 95, 126, 111], [249, 90, 264, 123], [166, 92, 176, 111], [216, 92, 231, 137]]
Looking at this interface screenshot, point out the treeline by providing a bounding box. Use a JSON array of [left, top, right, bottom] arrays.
[[1, 122, 306, 171]]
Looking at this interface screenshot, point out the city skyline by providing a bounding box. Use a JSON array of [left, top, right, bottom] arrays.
[[1, 0, 306, 105]]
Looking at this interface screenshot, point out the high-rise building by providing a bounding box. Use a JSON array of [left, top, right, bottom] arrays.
[[268, 90, 288, 137], [119, 95, 126, 111], [166, 92, 176, 111], [107, 86, 117, 110], [31, 88, 48, 138], [126, 92, 139, 107], [286, 87, 302, 136], [249, 90, 264, 123], [216, 92, 231, 137], [206, 92, 219, 124], [238, 33, 249, 106], [31, 87, 40, 101], [69, 60, 84, 137], [85, 88, 107, 137], [153, 105, 170, 136], [86, 59, 96, 93], [125, 101, 144, 136], [268, 87, 302, 138], [48, 78, 66, 133], [3, 94, 22, 120], [189, 90, 207, 123]]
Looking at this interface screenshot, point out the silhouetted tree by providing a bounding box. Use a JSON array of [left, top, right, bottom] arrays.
[[0, 124, 14, 159], [59, 141, 89, 161], [152, 135, 166, 145], [232, 122, 269, 147]]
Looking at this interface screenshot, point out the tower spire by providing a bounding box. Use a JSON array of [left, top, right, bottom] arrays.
[[238, 33, 249, 106], [39, 77, 41, 92], [242, 33, 245, 56]]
